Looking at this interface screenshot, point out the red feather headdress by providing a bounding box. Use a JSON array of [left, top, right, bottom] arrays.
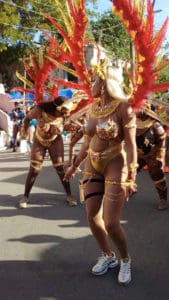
[[44, 0, 94, 115], [12, 0, 94, 112], [12, 45, 59, 105]]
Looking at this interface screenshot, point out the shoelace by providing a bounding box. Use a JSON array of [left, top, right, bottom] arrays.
[[96, 254, 111, 265], [120, 261, 131, 278]]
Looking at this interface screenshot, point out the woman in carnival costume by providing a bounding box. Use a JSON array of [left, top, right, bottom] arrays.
[[14, 49, 78, 209], [37, 0, 169, 286], [19, 96, 78, 208], [136, 103, 168, 210], [64, 59, 137, 285]]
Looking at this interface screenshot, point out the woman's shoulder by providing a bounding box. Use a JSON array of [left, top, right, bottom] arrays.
[[118, 99, 132, 108], [117, 100, 134, 112]]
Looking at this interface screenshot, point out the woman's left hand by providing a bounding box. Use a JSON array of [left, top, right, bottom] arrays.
[[63, 165, 81, 182], [125, 181, 137, 201]]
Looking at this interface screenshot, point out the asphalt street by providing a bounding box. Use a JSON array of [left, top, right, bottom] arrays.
[[0, 141, 169, 300]]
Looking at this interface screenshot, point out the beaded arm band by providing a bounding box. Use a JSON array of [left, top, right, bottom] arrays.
[[127, 163, 139, 187], [129, 163, 139, 171], [157, 147, 166, 162]]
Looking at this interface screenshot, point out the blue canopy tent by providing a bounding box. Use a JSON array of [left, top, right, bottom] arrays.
[[9, 88, 75, 105]]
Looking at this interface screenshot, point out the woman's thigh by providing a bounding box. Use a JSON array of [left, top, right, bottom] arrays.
[[48, 136, 64, 164], [105, 153, 127, 183], [83, 155, 105, 218], [103, 155, 126, 224], [30, 139, 46, 162]]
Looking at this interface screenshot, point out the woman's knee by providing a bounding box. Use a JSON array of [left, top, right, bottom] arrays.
[[54, 163, 64, 175], [87, 211, 102, 228], [30, 160, 43, 174], [105, 219, 121, 236]]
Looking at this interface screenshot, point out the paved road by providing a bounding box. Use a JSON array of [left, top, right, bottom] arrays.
[[0, 143, 169, 300]]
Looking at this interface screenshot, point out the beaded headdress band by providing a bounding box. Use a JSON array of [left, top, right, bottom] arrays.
[[91, 59, 107, 80]]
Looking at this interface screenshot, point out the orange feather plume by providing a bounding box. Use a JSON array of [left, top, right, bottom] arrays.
[[111, 0, 169, 110]]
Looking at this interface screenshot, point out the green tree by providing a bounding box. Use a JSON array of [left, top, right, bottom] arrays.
[[0, 0, 68, 52], [0, 0, 98, 52], [88, 11, 131, 60], [0, 0, 73, 88]]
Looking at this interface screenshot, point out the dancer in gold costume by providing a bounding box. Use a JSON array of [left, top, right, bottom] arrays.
[[136, 104, 167, 210], [18, 96, 77, 208], [64, 62, 138, 285]]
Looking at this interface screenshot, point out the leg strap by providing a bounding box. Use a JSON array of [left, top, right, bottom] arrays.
[[30, 160, 43, 171], [85, 192, 104, 200], [53, 162, 64, 167], [55, 164, 65, 175], [80, 178, 104, 201]]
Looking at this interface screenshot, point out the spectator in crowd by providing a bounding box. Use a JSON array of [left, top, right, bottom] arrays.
[[9, 101, 25, 152]]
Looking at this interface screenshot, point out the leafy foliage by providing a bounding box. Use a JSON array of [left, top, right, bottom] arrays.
[[88, 11, 131, 60], [0, 0, 67, 88], [0, 0, 66, 52]]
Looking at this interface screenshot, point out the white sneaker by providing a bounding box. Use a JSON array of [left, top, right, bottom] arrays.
[[18, 196, 28, 209], [92, 252, 118, 275], [66, 195, 77, 207], [118, 257, 131, 285]]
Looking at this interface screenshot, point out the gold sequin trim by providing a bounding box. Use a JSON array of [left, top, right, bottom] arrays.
[[90, 98, 120, 119], [35, 131, 58, 147]]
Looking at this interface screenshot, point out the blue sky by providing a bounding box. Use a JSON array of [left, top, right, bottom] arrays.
[[91, 0, 169, 45]]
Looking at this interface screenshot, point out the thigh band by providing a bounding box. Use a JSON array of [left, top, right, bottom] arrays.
[[30, 159, 43, 171], [53, 162, 64, 167], [79, 177, 104, 202]]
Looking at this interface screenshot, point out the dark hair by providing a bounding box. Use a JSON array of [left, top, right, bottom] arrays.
[[53, 96, 66, 107], [39, 96, 67, 113]]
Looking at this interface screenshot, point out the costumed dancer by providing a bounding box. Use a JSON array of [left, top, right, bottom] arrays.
[[154, 103, 169, 172], [13, 49, 77, 208], [64, 60, 137, 285], [136, 103, 168, 210], [19, 96, 77, 208]]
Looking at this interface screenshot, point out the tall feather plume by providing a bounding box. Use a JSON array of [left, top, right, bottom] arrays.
[[111, 0, 169, 110], [45, 0, 93, 107], [13, 42, 59, 104], [12, 0, 93, 111]]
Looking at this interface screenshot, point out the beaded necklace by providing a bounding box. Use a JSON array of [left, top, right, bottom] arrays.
[[90, 98, 121, 119]]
